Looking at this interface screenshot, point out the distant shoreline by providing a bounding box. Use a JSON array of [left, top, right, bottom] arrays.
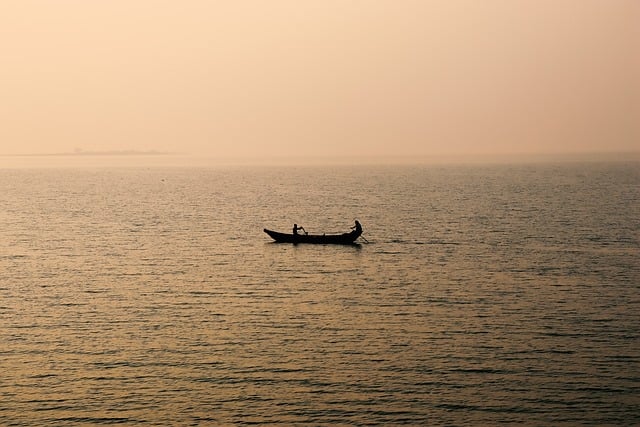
[[0, 150, 177, 157]]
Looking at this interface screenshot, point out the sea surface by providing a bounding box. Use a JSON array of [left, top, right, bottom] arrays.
[[1, 161, 638, 425]]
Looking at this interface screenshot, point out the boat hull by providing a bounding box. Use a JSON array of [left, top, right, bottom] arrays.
[[263, 228, 361, 245]]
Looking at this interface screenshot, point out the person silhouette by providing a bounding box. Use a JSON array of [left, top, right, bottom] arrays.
[[351, 220, 362, 234], [293, 224, 305, 235]]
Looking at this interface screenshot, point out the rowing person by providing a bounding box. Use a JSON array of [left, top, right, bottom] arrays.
[[351, 220, 362, 234], [293, 224, 306, 235]]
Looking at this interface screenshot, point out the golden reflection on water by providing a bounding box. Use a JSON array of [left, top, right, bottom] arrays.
[[1, 164, 639, 425]]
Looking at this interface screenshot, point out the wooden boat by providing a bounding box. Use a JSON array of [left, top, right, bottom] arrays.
[[263, 227, 362, 245]]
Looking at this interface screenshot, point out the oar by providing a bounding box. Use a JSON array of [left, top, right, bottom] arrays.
[[359, 235, 369, 243]]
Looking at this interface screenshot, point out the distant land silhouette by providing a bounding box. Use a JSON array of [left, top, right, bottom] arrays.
[[2, 149, 177, 157]]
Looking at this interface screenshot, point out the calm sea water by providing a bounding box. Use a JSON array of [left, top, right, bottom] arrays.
[[1, 162, 638, 425]]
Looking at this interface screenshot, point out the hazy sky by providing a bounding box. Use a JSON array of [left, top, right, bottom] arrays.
[[1, 0, 638, 160]]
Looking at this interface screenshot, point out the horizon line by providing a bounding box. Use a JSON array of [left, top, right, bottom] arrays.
[[1, 150, 639, 166], [0, 149, 179, 157]]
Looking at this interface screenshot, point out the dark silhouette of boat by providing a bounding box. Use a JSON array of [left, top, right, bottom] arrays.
[[264, 225, 362, 245]]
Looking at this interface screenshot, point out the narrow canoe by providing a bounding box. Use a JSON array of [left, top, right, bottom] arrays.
[[263, 228, 362, 245]]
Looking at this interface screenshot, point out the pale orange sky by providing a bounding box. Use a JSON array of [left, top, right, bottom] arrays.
[[1, 0, 638, 160]]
